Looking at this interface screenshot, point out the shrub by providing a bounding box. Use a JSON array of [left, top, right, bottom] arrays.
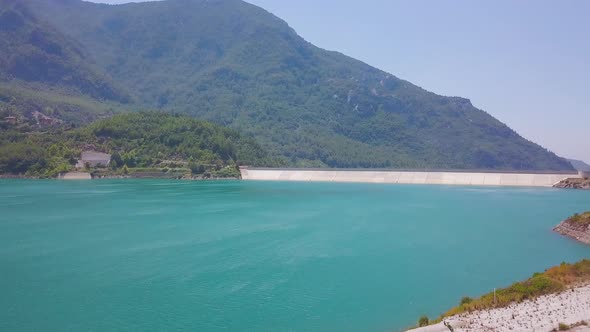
[[558, 323, 570, 331], [460, 296, 473, 305], [545, 259, 590, 284], [212, 165, 240, 178], [568, 212, 590, 225], [418, 315, 429, 327], [188, 162, 206, 175]]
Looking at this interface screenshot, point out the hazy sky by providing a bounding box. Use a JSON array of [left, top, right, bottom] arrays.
[[91, 0, 590, 162]]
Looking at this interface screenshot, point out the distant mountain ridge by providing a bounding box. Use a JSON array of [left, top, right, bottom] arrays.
[[0, 0, 575, 171], [568, 159, 590, 171]]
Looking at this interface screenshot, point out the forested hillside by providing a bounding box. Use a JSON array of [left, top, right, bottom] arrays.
[[0, 0, 131, 123], [0, 0, 575, 171], [0, 112, 277, 177]]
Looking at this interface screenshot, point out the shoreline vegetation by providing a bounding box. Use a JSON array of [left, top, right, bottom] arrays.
[[408, 259, 590, 332], [409, 212, 590, 331], [0, 168, 242, 180], [0, 112, 282, 179]]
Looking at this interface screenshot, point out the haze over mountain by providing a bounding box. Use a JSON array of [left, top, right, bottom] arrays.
[[568, 159, 590, 172], [0, 0, 574, 170]]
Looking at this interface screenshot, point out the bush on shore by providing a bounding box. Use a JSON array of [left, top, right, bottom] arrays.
[[568, 212, 590, 225], [418, 315, 429, 327]]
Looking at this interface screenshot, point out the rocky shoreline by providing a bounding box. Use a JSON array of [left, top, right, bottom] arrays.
[[406, 284, 590, 332], [553, 213, 590, 245], [553, 178, 590, 189], [0, 173, 240, 181]]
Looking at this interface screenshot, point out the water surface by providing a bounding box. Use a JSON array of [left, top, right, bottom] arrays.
[[1, 180, 589, 331]]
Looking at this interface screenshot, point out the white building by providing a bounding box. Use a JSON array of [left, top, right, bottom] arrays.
[[76, 151, 111, 168]]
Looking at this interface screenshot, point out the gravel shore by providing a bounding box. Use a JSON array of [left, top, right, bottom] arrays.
[[408, 284, 590, 332]]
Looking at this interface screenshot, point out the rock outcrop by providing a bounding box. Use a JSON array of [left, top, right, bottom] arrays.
[[553, 213, 590, 245], [553, 178, 590, 189]]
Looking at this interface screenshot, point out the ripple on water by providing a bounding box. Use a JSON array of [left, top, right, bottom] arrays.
[[0, 180, 589, 332]]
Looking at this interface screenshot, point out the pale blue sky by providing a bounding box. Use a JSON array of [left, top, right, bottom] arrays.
[[91, 0, 589, 163]]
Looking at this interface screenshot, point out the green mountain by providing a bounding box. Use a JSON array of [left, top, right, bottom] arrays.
[[2, 0, 574, 170], [0, 0, 131, 123]]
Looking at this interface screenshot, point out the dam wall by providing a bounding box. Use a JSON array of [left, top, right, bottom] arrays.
[[240, 168, 578, 187]]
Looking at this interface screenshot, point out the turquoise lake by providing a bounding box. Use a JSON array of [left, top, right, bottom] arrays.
[[1, 180, 589, 331]]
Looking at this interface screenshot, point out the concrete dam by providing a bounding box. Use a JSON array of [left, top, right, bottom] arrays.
[[240, 168, 580, 187]]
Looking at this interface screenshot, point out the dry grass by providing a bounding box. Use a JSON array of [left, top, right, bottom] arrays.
[[568, 212, 590, 226], [433, 260, 590, 321]]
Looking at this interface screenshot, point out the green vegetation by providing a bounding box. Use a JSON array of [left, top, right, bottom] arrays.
[[0, 0, 129, 102], [417, 315, 429, 327], [0, 83, 127, 125], [0, 0, 130, 124], [552, 321, 588, 332], [459, 296, 473, 305], [0, 0, 574, 170], [568, 212, 590, 225], [0, 112, 279, 178], [426, 260, 590, 323], [444, 275, 564, 315]]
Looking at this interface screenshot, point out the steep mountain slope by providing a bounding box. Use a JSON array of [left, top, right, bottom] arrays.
[[18, 0, 574, 170], [0, 0, 130, 123], [0, 0, 128, 101]]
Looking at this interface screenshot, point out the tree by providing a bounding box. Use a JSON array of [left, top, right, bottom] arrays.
[[460, 296, 473, 305], [189, 162, 206, 175], [418, 315, 429, 327], [111, 152, 123, 167]]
